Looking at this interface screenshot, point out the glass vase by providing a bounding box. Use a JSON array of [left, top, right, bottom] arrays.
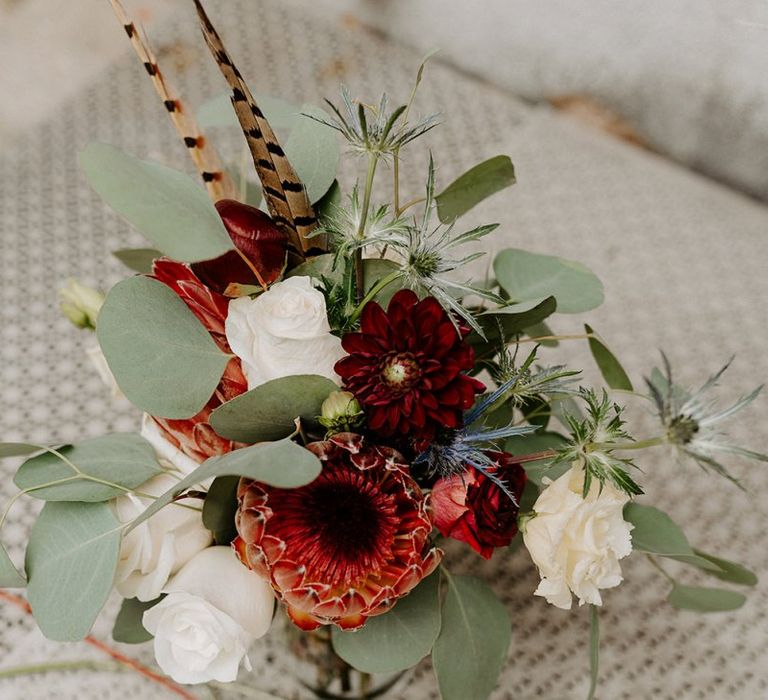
[[278, 620, 406, 699]]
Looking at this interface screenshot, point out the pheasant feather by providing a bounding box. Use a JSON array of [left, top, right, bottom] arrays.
[[193, 0, 320, 257], [108, 0, 235, 202]]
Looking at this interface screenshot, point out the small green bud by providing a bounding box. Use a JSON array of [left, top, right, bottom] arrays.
[[318, 391, 364, 436], [59, 279, 105, 330]]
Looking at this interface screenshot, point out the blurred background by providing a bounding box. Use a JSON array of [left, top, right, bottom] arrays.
[[1, 0, 768, 198], [1, 1, 768, 698]]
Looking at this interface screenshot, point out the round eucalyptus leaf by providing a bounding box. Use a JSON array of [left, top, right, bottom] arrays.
[[97, 276, 231, 419], [80, 143, 232, 263], [432, 575, 511, 700], [14, 434, 162, 502], [332, 573, 441, 674], [26, 502, 122, 641], [210, 375, 339, 443], [494, 248, 604, 314]]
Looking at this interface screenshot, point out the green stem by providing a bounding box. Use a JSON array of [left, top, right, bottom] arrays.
[[349, 270, 402, 323], [354, 153, 379, 302], [0, 659, 124, 679], [647, 555, 676, 583], [586, 605, 600, 700], [589, 436, 666, 453]]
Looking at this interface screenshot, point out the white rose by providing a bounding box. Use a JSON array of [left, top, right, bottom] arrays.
[[143, 546, 275, 684], [523, 465, 633, 610], [114, 419, 210, 601], [225, 276, 344, 389]]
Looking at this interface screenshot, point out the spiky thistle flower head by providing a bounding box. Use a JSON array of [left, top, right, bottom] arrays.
[[372, 155, 503, 335], [553, 388, 643, 497], [647, 354, 767, 486], [311, 186, 410, 268], [307, 87, 439, 158], [488, 344, 581, 409]]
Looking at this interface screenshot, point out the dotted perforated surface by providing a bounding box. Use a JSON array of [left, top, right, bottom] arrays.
[[1, 1, 767, 698]]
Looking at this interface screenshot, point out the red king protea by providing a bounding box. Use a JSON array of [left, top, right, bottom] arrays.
[[234, 433, 441, 630]]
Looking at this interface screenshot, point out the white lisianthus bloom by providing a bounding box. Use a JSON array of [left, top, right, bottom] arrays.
[[225, 276, 344, 389], [113, 417, 211, 601], [523, 465, 633, 610], [143, 546, 275, 684]]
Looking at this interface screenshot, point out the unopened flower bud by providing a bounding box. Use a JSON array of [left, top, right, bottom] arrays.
[[59, 279, 104, 330], [318, 391, 364, 436]]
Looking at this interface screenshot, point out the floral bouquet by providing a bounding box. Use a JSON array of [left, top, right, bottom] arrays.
[[1, 2, 765, 699]]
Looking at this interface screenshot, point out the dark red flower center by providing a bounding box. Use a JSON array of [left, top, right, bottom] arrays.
[[266, 467, 399, 587], [379, 352, 422, 394]]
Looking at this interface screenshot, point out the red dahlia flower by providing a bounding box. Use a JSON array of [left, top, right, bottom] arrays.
[[431, 451, 526, 559], [151, 259, 247, 461], [233, 433, 441, 630], [334, 289, 485, 441]]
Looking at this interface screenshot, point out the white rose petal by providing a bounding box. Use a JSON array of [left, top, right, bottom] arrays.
[[143, 547, 275, 685], [114, 473, 212, 602], [225, 276, 344, 389], [523, 465, 633, 610]]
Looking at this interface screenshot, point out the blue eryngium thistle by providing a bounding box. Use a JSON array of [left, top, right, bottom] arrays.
[[554, 388, 644, 497], [647, 354, 768, 487], [307, 87, 439, 157], [414, 378, 537, 501], [489, 344, 580, 408]]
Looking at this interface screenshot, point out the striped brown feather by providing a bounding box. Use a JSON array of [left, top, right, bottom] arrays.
[[193, 0, 319, 256], [108, 0, 235, 202]]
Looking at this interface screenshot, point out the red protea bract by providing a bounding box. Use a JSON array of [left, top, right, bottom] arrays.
[[233, 433, 441, 630]]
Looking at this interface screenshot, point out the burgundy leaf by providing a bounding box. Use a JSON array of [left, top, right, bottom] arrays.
[[193, 199, 288, 292]]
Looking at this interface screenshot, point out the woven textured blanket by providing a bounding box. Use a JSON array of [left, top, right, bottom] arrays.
[[1, 1, 767, 698]]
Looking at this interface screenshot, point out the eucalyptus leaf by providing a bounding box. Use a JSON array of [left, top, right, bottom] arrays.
[[286, 105, 339, 204], [0, 443, 42, 459], [202, 476, 240, 545], [332, 573, 441, 674], [126, 439, 321, 534], [314, 179, 341, 222], [198, 93, 299, 132], [436, 155, 516, 222], [432, 574, 511, 700], [494, 248, 604, 314], [210, 375, 339, 443], [97, 276, 231, 419], [470, 297, 557, 351], [112, 248, 162, 274], [624, 503, 697, 558], [26, 502, 122, 641], [0, 542, 26, 588], [113, 596, 160, 644], [80, 143, 232, 263], [14, 434, 162, 502], [585, 324, 633, 391], [684, 550, 758, 586], [667, 583, 746, 613]]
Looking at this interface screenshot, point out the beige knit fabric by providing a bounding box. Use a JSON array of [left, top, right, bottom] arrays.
[[0, 1, 767, 698]]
